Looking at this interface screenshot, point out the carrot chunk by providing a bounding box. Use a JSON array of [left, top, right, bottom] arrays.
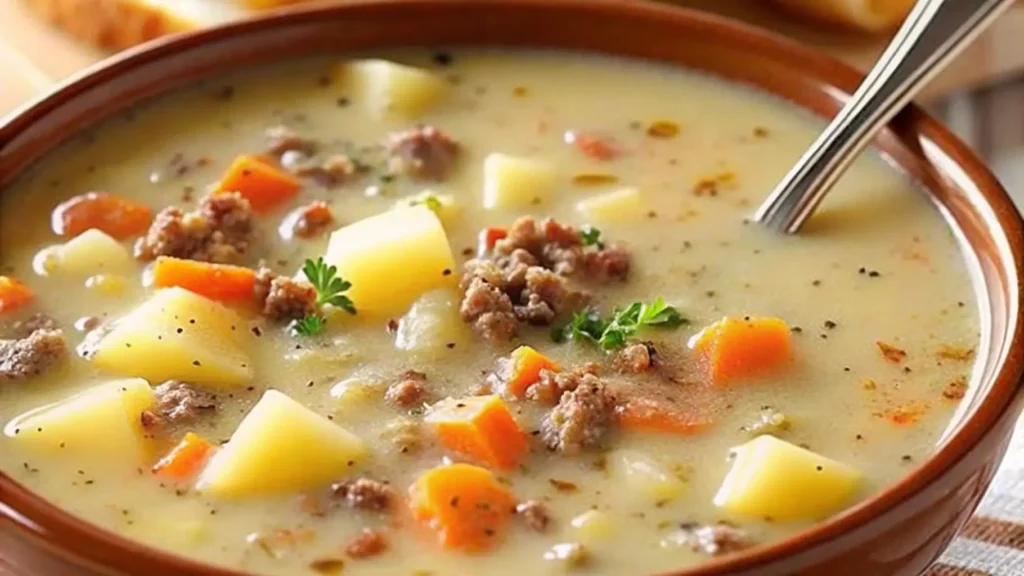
[[479, 227, 508, 252], [408, 463, 516, 551], [215, 155, 301, 212], [151, 257, 257, 302], [0, 277, 34, 314], [570, 133, 618, 161], [504, 345, 559, 398], [425, 395, 528, 470], [153, 432, 215, 479], [692, 316, 793, 384], [51, 192, 153, 240], [616, 398, 708, 435]]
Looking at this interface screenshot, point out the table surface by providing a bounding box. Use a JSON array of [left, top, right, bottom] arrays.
[[2, 2, 1024, 575], [3, 0, 1024, 116]]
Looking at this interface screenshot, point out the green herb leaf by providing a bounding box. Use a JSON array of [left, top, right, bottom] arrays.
[[553, 308, 606, 343], [302, 257, 357, 314], [292, 315, 326, 336], [639, 296, 686, 328], [552, 297, 687, 349], [580, 225, 602, 247], [408, 194, 443, 215]]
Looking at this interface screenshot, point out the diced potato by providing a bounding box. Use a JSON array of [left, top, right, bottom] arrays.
[[90, 287, 252, 387], [611, 450, 686, 504], [329, 375, 385, 411], [395, 288, 471, 358], [395, 190, 460, 227], [321, 206, 456, 317], [714, 435, 861, 521], [576, 188, 647, 223], [340, 59, 446, 118], [2, 378, 155, 459], [198, 390, 368, 497], [84, 274, 127, 296], [52, 229, 133, 276], [482, 153, 557, 210], [570, 510, 614, 542]]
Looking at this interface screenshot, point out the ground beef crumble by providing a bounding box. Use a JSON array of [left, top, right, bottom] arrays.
[[154, 381, 217, 423], [386, 126, 459, 181], [385, 370, 429, 408], [487, 360, 600, 405], [458, 216, 629, 341], [674, 522, 750, 556], [345, 528, 388, 559], [265, 125, 317, 157], [135, 191, 254, 264], [0, 329, 66, 380], [541, 381, 616, 455], [613, 342, 656, 374], [289, 201, 334, 239], [516, 501, 551, 532], [331, 478, 395, 511], [254, 267, 317, 322], [10, 313, 58, 337], [289, 154, 360, 187], [458, 276, 518, 343]]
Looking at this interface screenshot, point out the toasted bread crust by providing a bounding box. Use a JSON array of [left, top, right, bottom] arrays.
[[770, 0, 915, 33], [20, 0, 197, 51]]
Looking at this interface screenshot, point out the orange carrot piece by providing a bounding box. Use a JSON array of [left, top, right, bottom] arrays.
[[692, 316, 793, 384], [479, 227, 508, 253], [152, 432, 215, 479], [504, 345, 559, 398], [151, 257, 257, 302], [51, 192, 153, 240], [408, 463, 516, 551], [616, 398, 709, 435], [425, 395, 529, 470], [572, 134, 618, 161], [215, 154, 301, 212], [0, 277, 34, 314]]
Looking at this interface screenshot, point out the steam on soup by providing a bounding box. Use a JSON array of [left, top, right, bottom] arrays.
[[0, 50, 978, 575]]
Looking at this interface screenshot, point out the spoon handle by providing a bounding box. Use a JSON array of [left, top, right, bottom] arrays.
[[755, 0, 1014, 234]]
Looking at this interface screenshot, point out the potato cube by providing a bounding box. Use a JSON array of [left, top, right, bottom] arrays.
[[395, 288, 471, 358], [198, 390, 368, 497], [570, 510, 614, 542], [612, 450, 686, 504], [321, 206, 456, 316], [3, 378, 155, 459], [714, 435, 861, 521], [90, 287, 252, 387], [341, 59, 446, 118], [576, 188, 647, 223], [395, 190, 460, 227], [54, 229, 133, 276], [483, 153, 557, 210], [329, 375, 385, 411]]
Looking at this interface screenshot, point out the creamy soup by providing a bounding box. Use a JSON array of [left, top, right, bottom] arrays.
[[0, 50, 979, 575]]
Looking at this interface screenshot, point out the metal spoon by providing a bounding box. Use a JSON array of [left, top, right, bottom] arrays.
[[755, 0, 1015, 234]]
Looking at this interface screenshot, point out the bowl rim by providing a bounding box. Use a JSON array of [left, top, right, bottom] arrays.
[[1, 0, 1023, 575]]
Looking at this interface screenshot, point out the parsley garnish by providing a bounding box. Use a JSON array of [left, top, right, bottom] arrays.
[[293, 257, 356, 336], [408, 194, 443, 215], [292, 315, 326, 337], [552, 297, 687, 349], [580, 225, 602, 247]]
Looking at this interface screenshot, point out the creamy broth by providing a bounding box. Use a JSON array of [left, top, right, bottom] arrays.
[[0, 50, 978, 575]]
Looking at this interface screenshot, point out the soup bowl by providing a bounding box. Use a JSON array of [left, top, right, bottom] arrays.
[[1, 0, 1023, 574]]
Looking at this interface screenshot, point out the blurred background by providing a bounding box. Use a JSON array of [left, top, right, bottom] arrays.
[[1, 0, 1023, 196]]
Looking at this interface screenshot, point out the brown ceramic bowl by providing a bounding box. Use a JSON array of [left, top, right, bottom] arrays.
[[2, 0, 1023, 574]]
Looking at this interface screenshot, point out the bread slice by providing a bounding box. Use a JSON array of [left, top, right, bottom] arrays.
[[770, 0, 915, 33], [19, 0, 281, 51]]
